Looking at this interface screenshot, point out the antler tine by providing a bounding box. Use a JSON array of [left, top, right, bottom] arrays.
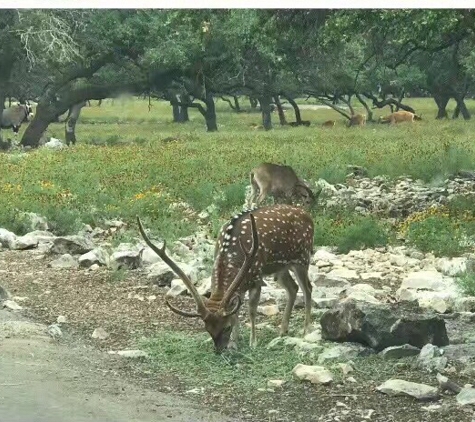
[[220, 213, 259, 311], [137, 216, 209, 318], [165, 299, 202, 318]]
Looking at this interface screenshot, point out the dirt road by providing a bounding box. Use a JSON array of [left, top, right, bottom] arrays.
[[0, 309, 238, 422]]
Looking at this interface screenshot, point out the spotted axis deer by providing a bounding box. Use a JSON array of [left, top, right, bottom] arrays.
[[248, 163, 317, 209], [322, 120, 336, 128], [137, 204, 314, 353], [379, 110, 422, 124], [348, 113, 366, 127]]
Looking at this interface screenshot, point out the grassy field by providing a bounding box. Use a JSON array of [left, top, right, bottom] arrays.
[[2, 96, 475, 247]]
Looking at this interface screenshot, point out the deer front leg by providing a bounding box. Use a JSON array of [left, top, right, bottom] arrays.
[[228, 293, 246, 350], [275, 270, 298, 336], [248, 284, 261, 348]]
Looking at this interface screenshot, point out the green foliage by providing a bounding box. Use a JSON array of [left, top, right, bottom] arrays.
[[406, 215, 467, 258], [313, 210, 389, 253], [141, 328, 311, 394], [457, 269, 475, 296]]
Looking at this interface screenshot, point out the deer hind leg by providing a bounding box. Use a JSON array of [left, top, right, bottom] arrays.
[[248, 283, 261, 348], [275, 269, 298, 336], [291, 264, 313, 335]]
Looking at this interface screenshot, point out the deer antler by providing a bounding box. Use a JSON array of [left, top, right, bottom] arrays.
[[137, 217, 209, 319], [220, 213, 259, 312]]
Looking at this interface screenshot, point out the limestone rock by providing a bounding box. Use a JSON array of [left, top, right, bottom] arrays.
[[320, 299, 449, 351], [377, 379, 439, 401], [292, 364, 333, 385]]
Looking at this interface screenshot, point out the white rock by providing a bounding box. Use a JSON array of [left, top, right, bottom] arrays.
[[197, 277, 212, 296], [49, 254, 79, 269], [44, 138, 65, 149], [326, 268, 360, 281], [3, 300, 22, 310], [267, 379, 285, 388], [436, 257, 467, 277], [11, 233, 39, 250], [91, 327, 109, 340], [257, 304, 280, 316], [79, 247, 108, 268], [456, 387, 475, 406], [0, 228, 17, 249], [376, 379, 439, 400], [57, 315, 67, 323], [47, 323, 62, 338], [418, 297, 451, 314], [304, 330, 322, 343], [292, 364, 333, 385], [108, 349, 148, 358]]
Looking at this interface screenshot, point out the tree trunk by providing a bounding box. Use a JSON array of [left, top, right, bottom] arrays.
[[65, 101, 86, 146], [204, 92, 217, 132], [170, 94, 190, 123], [356, 93, 373, 122], [233, 96, 241, 112], [180, 94, 190, 122], [284, 95, 302, 124], [98, 99, 102, 107], [170, 94, 181, 122], [259, 95, 272, 130], [0, 86, 6, 145], [454, 96, 470, 120], [434, 94, 449, 119], [273, 95, 287, 126], [20, 103, 56, 148]]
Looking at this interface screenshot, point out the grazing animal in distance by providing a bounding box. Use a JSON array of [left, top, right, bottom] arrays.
[[137, 204, 315, 353], [248, 162, 317, 209], [348, 113, 366, 127], [289, 120, 311, 127], [1, 103, 34, 137], [379, 110, 422, 124], [322, 120, 336, 128]]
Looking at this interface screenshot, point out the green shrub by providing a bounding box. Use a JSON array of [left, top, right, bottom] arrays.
[[336, 216, 389, 254], [406, 215, 467, 257], [456, 270, 475, 296]]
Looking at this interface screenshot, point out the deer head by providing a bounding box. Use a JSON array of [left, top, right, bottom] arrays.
[[137, 214, 259, 353]]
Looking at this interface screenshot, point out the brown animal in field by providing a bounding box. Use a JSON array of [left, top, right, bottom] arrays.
[[137, 204, 315, 353], [347, 113, 366, 127], [249, 123, 264, 130], [379, 110, 422, 124], [322, 120, 336, 128], [248, 162, 317, 209]]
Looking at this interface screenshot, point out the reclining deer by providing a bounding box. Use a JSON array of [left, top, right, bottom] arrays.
[[137, 204, 314, 353], [248, 163, 317, 209]]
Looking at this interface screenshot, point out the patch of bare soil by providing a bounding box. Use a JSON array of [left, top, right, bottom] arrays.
[[2, 249, 475, 422]]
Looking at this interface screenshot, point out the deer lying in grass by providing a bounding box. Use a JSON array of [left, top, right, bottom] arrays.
[[379, 110, 422, 124], [348, 113, 366, 127], [137, 204, 314, 353], [322, 120, 336, 128], [248, 163, 317, 209]]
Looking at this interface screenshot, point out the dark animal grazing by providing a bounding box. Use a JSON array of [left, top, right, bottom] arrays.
[[1, 103, 34, 137], [248, 163, 317, 208], [289, 121, 311, 127], [379, 110, 422, 124], [347, 113, 366, 127], [137, 204, 315, 353]]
